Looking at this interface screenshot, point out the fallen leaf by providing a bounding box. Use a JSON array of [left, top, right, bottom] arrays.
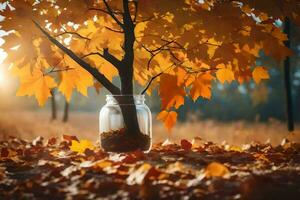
[[127, 163, 152, 185], [70, 140, 95, 154], [205, 162, 230, 178], [181, 139, 192, 150], [1, 148, 9, 157], [63, 135, 79, 142]]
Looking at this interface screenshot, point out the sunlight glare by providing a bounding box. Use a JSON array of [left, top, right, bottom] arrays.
[[0, 67, 6, 87], [0, 70, 4, 82], [0, 49, 8, 87]]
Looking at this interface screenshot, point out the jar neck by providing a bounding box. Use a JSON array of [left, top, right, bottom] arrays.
[[106, 95, 145, 105]]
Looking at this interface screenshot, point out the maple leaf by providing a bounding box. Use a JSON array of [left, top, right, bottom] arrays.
[[190, 73, 214, 101], [159, 74, 185, 110], [15, 67, 57, 106], [70, 139, 95, 154], [252, 66, 270, 84], [58, 56, 93, 102], [157, 110, 177, 131], [263, 38, 293, 61], [216, 68, 235, 84]]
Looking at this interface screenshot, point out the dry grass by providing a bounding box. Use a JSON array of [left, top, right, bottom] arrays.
[[0, 111, 299, 146]]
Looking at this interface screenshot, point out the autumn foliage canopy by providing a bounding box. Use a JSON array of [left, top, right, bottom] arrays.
[[1, 0, 299, 130]]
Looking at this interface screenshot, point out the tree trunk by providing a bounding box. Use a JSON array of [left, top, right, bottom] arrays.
[[114, 72, 141, 136], [283, 17, 294, 132], [63, 100, 69, 123], [115, 95, 141, 136], [116, 0, 142, 137], [50, 90, 57, 120]]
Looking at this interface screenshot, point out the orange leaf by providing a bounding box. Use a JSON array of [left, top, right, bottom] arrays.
[[16, 67, 57, 106], [252, 66, 270, 84], [216, 68, 234, 84], [157, 110, 177, 131], [190, 73, 214, 101], [159, 74, 185, 110], [205, 162, 230, 178]]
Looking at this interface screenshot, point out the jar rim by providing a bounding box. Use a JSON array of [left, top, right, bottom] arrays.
[[106, 94, 145, 104], [106, 94, 145, 97]]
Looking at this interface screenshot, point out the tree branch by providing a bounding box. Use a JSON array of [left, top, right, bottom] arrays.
[[44, 67, 75, 75], [81, 49, 123, 71], [140, 40, 182, 70], [54, 29, 91, 40], [133, 0, 138, 23], [185, 67, 219, 74], [105, 26, 124, 33], [103, 0, 124, 28], [33, 20, 121, 95], [123, 0, 134, 28], [88, 7, 123, 16], [140, 72, 163, 95], [141, 63, 177, 95], [88, 7, 111, 15]]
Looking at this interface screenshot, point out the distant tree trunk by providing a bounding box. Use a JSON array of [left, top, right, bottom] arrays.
[[63, 100, 69, 123], [283, 17, 294, 132], [50, 90, 57, 121]]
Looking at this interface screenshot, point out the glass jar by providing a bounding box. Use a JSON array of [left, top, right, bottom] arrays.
[[99, 95, 152, 152]]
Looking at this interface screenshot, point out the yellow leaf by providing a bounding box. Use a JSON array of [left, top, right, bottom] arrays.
[[252, 66, 270, 84], [157, 110, 177, 132], [135, 21, 148, 38], [216, 68, 234, 84], [95, 160, 112, 169], [16, 67, 57, 106], [205, 162, 230, 178], [58, 56, 93, 101], [70, 139, 95, 154], [226, 145, 243, 152]]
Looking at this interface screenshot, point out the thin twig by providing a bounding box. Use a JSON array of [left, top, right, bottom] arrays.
[[103, 0, 124, 28], [88, 7, 122, 15], [185, 67, 219, 74], [105, 26, 124, 33], [140, 63, 178, 95], [54, 29, 91, 40], [81, 50, 122, 71], [44, 67, 75, 75], [140, 72, 163, 95], [133, 0, 138, 23]]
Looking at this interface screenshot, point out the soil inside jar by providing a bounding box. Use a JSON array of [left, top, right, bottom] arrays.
[[100, 128, 151, 152]]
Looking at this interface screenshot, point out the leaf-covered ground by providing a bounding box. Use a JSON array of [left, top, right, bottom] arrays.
[[0, 136, 300, 200]]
